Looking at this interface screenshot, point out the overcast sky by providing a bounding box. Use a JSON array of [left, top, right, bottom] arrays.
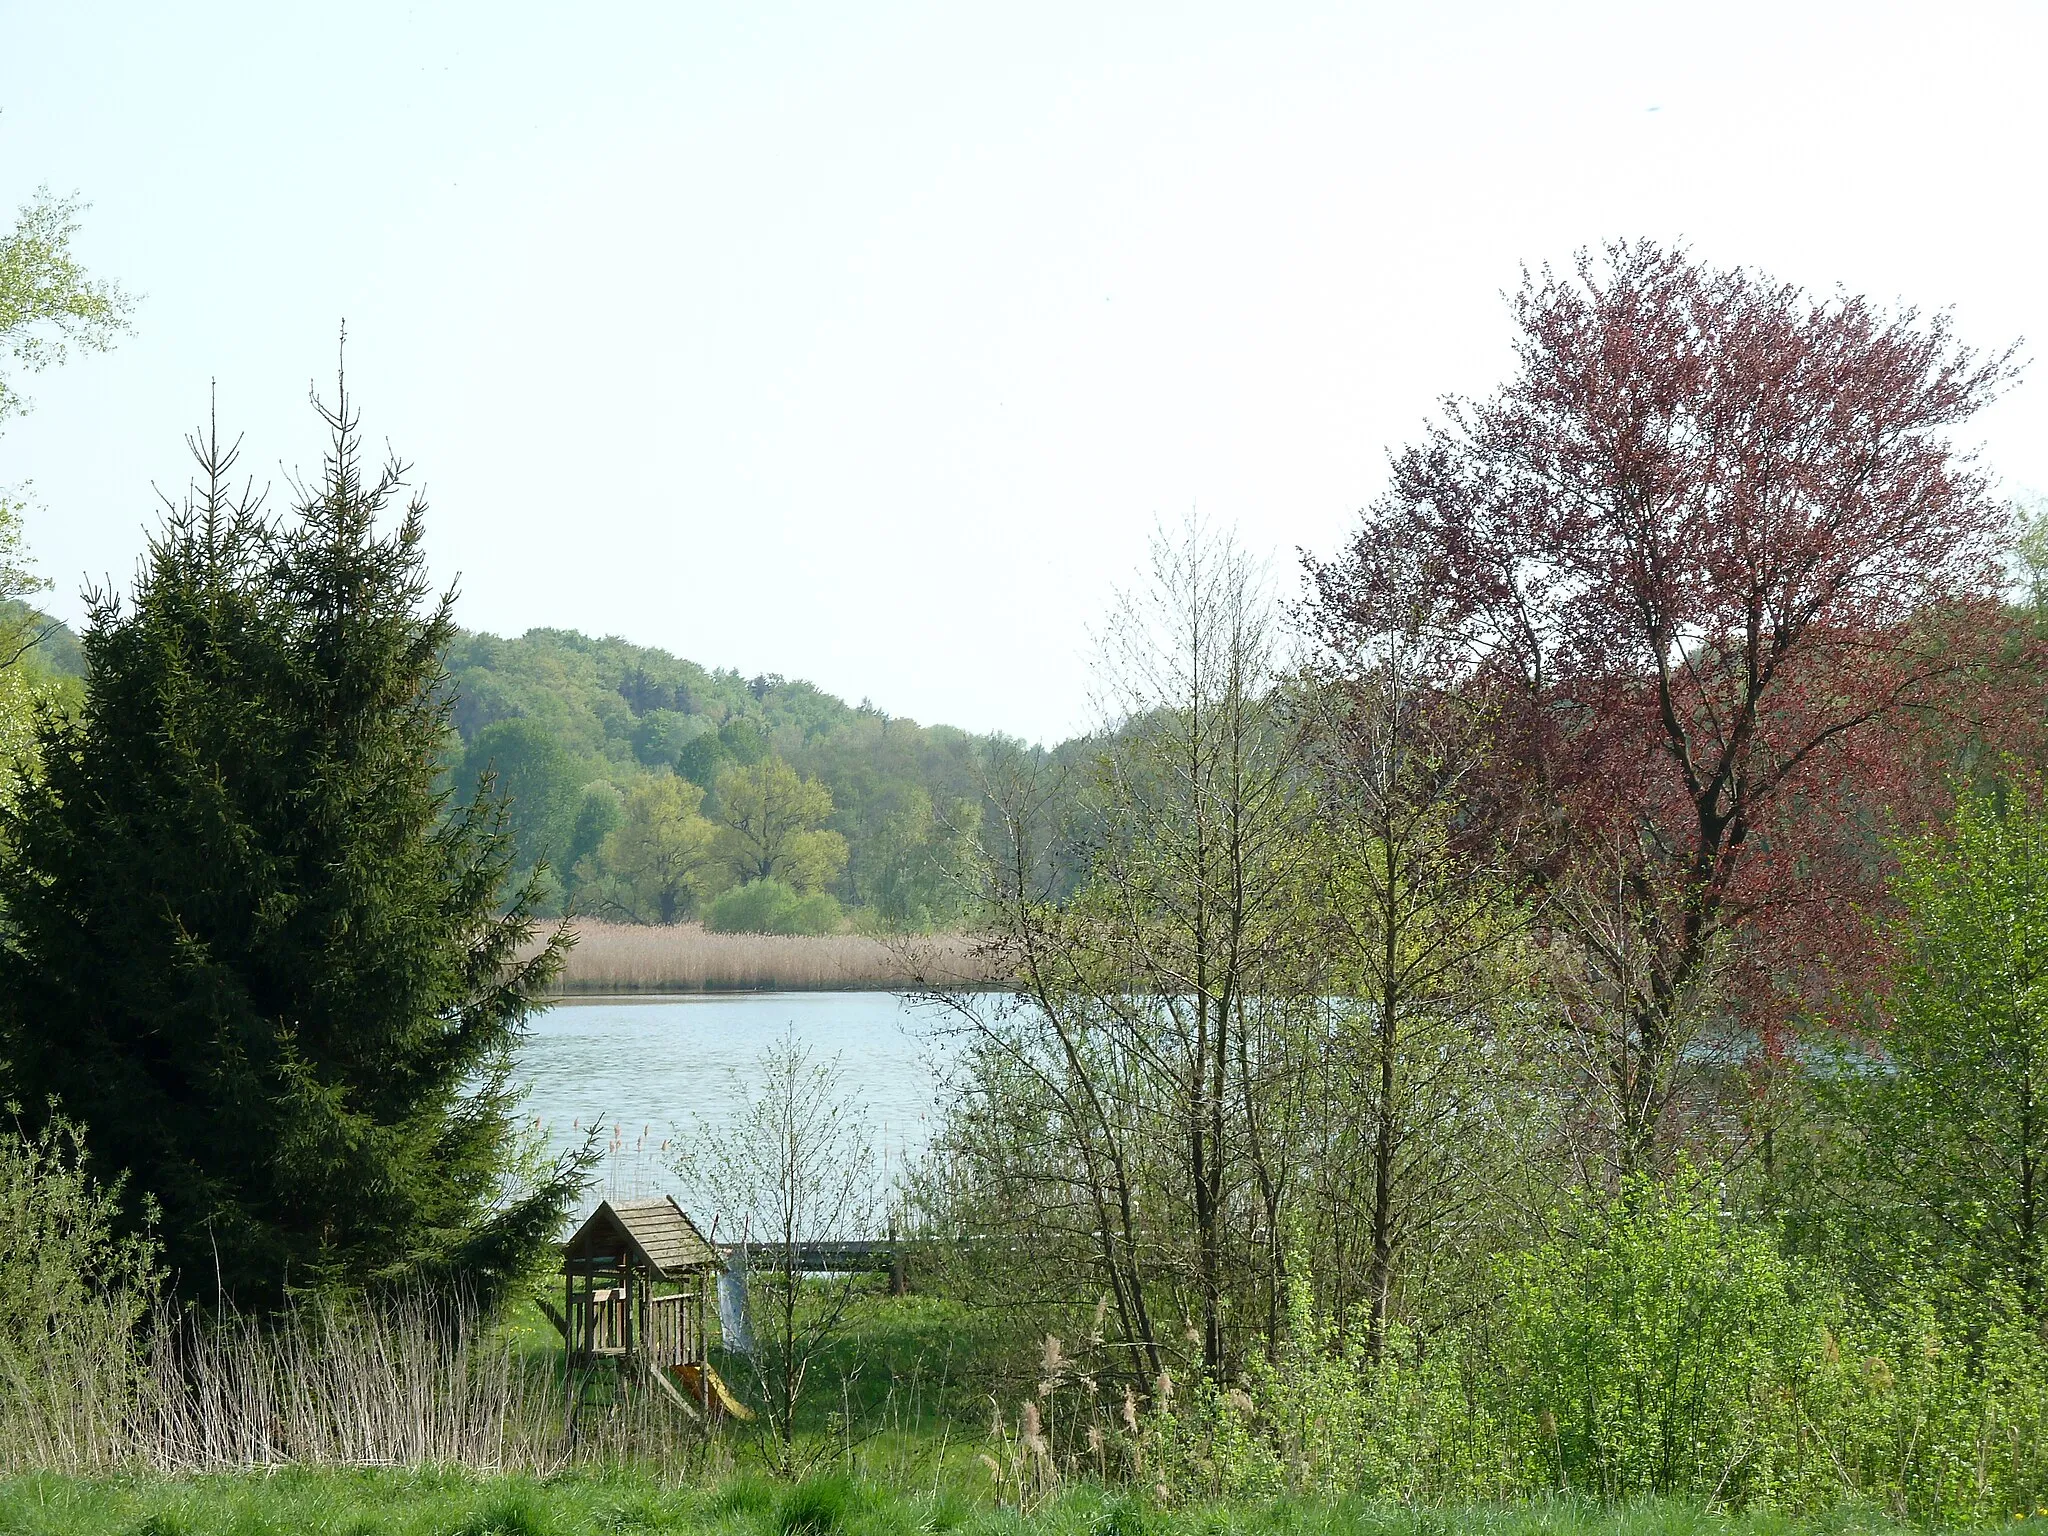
[[2, 2, 2043, 744]]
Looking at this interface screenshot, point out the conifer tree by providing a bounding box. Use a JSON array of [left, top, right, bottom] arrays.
[[0, 378, 580, 1307]]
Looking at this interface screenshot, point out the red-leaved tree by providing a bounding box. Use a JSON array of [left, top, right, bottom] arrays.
[[1313, 240, 2023, 1177]]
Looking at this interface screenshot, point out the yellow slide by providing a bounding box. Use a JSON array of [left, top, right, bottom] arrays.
[[670, 1360, 755, 1421]]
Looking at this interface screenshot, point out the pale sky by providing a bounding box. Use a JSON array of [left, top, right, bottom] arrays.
[[2, 2, 2043, 744]]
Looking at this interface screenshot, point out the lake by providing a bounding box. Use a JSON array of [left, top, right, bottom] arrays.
[[510, 991, 953, 1219]]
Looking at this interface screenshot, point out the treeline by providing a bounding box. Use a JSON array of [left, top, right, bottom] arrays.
[[443, 627, 1020, 932], [909, 242, 2048, 1520], [11, 593, 1047, 937]]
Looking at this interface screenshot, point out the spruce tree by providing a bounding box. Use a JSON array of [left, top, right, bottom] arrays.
[[0, 382, 580, 1307]]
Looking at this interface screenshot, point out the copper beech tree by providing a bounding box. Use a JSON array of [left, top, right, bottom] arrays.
[[1314, 240, 2023, 1178]]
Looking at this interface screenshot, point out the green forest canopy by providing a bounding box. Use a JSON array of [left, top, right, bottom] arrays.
[[20, 612, 1052, 932], [442, 627, 1012, 929]]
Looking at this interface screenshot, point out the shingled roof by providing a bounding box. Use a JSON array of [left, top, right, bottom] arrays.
[[563, 1196, 721, 1280]]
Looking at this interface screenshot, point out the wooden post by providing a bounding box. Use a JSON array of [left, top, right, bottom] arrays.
[[563, 1260, 577, 1442], [622, 1259, 634, 1367]]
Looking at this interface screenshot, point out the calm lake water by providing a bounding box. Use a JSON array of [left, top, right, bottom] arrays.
[[510, 991, 952, 1219]]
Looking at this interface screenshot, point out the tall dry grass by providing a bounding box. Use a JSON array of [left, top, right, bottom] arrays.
[[0, 1292, 706, 1475], [539, 921, 996, 994]]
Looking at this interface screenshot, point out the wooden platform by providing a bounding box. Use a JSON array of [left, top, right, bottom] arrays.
[[724, 1238, 910, 1291]]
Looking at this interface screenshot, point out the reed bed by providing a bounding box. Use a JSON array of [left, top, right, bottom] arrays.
[[538, 922, 995, 994], [0, 1292, 706, 1475]]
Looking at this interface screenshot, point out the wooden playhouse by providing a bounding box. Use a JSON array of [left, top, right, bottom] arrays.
[[556, 1195, 749, 1427]]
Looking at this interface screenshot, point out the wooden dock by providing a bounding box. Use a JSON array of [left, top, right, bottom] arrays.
[[724, 1239, 908, 1290]]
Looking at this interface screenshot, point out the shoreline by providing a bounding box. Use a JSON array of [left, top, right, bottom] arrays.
[[528, 920, 996, 995], [548, 979, 1003, 996]]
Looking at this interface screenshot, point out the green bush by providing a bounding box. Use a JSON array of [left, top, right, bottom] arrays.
[[1153, 1253, 1508, 1504], [1161, 1174, 2048, 1520], [1495, 1177, 2048, 1519], [0, 1114, 161, 1465], [0, 1115, 158, 1363], [706, 879, 842, 936], [1795, 1287, 2048, 1523], [1493, 1169, 1823, 1504]]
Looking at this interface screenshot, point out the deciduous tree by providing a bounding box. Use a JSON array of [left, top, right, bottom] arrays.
[[460, 716, 585, 892], [671, 1030, 876, 1473], [856, 783, 982, 931], [714, 756, 847, 893], [1303, 570, 1541, 1358], [931, 520, 1303, 1383], [593, 770, 716, 924], [1315, 240, 2020, 1176], [0, 188, 131, 429], [0, 184, 131, 787]]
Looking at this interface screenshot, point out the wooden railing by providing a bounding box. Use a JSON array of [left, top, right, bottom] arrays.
[[584, 1286, 627, 1356], [648, 1292, 698, 1367], [571, 1285, 701, 1366]]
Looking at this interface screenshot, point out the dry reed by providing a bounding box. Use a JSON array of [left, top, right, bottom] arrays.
[[537, 922, 996, 994], [0, 1292, 706, 1475]]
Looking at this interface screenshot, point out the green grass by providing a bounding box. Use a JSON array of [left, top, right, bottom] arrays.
[[0, 1473, 1959, 1536], [2, 1287, 1986, 1532], [501, 1277, 1033, 1486]]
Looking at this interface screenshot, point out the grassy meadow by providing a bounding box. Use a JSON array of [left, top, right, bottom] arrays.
[[0, 1286, 2024, 1536], [538, 923, 991, 994], [12, 1228, 2043, 1533], [0, 1475, 1944, 1536]]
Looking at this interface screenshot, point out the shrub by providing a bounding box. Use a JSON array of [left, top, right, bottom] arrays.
[[1159, 1175, 2048, 1516], [1492, 1168, 1823, 1504], [788, 891, 843, 935], [1172, 1172, 2048, 1518], [0, 1113, 159, 1361], [706, 879, 843, 936], [0, 1114, 161, 1464], [1153, 1256, 1507, 1504], [1797, 1287, 2048, 1523]]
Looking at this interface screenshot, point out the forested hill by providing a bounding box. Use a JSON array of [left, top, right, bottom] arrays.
[[0, 601, 85, 681], [441, 626, 1005, 930], [21, 612, 1036, 931], [446, 627, 962, 770]]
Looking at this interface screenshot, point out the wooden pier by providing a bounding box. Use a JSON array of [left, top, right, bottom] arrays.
[[724, 1237, 909, 1291]]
